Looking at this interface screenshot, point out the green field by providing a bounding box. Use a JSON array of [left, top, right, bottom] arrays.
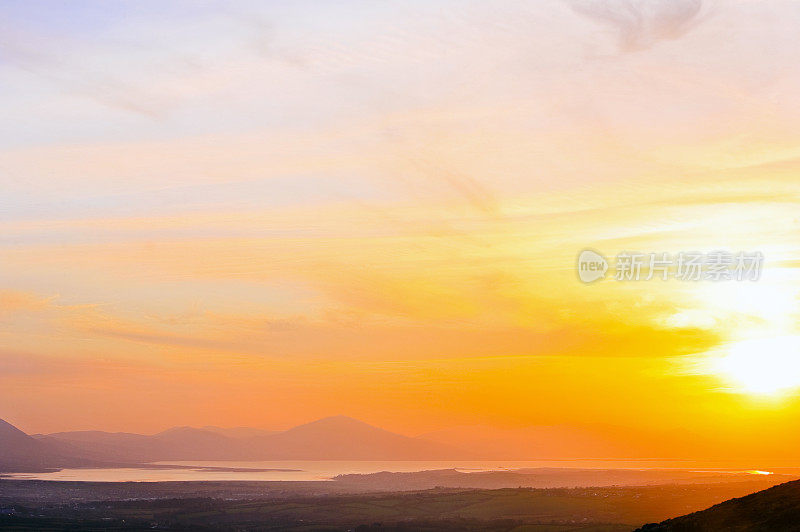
[[0, 479, 782, 531]]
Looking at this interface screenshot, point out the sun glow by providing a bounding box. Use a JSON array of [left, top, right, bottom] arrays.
[[712, 336, 800, 396]]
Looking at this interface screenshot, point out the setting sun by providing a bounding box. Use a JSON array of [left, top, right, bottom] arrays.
[[710, 336, 800, 396]]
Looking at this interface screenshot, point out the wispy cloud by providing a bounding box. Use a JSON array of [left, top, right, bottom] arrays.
[[568, 0, 705, 52], [0, 24, 170, 117]]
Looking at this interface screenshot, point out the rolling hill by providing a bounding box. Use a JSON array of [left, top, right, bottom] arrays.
[[636, 478, 800, 531]]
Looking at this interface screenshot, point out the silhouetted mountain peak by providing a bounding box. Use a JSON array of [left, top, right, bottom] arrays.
[[0, 417, 30, 441], [0, 417, 98, 472]]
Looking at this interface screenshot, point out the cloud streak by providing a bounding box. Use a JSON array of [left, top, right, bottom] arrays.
[[569, 0, 704, 52]]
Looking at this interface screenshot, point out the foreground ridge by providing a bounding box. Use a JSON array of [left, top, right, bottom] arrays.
[[636, 479, 800, 531]]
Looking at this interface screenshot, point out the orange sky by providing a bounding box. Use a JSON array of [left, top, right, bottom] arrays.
[[2, 0, 800, 459]]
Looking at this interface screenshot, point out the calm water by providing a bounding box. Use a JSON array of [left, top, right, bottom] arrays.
[[1, 459, 788, 482]]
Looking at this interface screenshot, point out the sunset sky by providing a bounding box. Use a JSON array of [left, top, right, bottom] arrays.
[[2, 0, 800, 457]]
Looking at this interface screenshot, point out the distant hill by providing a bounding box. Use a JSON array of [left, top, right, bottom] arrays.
[[636, 478, 800, 531], [0, 418, 99, 472], [40, 427, 242, 462], [200, 426, 277, 439], [34, 415, 462, 464], [250, 415, 460, 460], [334, 468, 792, 491]]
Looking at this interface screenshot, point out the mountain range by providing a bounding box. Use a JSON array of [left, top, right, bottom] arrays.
[[3, 415, 773, 474], [9, 416, 650, 471], [1, 415, 461, 471]]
